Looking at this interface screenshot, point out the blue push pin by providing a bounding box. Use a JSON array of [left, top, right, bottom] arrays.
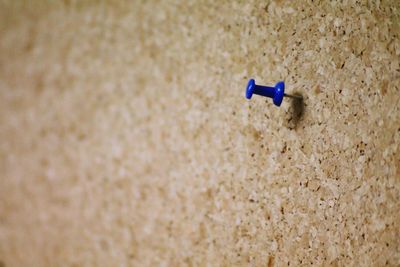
[[245, 79, 302, 106]]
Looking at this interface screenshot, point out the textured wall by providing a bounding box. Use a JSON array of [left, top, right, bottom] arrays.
[[0, 0, 399, 266]]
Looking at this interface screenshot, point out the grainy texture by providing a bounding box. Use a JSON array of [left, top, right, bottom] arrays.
[[0, 0, 399, 266]]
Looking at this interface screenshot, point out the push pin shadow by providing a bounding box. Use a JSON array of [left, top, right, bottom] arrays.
[[245, 79, 302, 107]]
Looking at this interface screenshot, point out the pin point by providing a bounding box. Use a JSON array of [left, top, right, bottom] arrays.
[[245, 79, 302, 107]]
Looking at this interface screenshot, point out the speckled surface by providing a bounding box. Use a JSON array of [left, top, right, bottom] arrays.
[[0, 1, 399, 266]]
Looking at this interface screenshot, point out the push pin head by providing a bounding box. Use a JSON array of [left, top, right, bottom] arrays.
[[245, 79, 285, 106], [245, 79, 256, 99]]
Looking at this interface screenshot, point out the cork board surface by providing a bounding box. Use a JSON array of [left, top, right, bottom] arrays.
[[0, 0, 399, 266]]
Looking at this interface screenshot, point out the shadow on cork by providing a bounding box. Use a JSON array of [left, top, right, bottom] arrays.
[[286, 93, 304, 130]]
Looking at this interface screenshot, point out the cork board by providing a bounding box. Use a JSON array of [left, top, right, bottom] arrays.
[[0, 1, 399, 266]]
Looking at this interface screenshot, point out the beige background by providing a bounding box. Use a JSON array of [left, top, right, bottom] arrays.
[[1, 0, 399, 266]]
